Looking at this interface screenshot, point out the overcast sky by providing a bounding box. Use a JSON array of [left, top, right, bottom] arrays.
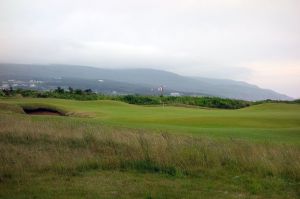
[[0, 0, 299, 98]]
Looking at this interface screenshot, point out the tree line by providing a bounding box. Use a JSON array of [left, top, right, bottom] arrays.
[[0, 87, 98, 100], [1, 87, 298, 109]]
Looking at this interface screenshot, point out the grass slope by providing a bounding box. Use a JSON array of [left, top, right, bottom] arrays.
[[0, 98, 300, 198], [1, 98, 300, 143]]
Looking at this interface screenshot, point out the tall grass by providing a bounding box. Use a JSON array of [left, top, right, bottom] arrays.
[[0, 113, 299, 185]]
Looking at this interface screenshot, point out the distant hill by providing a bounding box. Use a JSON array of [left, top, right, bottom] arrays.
[[0, 63, 292, 101]]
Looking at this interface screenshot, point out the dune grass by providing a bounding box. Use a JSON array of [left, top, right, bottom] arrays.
[[0, 98, 300, 198]]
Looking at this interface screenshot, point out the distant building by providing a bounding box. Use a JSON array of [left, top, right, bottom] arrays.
[[30, 80, 43, 84], [1, 84, 9, 89], [170, 92, 180, 97]]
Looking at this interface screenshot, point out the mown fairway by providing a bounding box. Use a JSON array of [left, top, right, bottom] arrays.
[[2, 98, 300, 143], [0, 98, 300, 198]]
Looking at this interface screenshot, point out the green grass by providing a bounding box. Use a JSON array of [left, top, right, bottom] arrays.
[[1, 97, 300, 144], [2, 170, 298, 199], [0, 98, 300, 198]]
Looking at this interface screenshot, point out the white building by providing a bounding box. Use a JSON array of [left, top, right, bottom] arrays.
[[170, 92, 180, 97]]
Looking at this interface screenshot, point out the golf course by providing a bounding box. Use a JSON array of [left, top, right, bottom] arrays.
[[0, 98, 300, 198]]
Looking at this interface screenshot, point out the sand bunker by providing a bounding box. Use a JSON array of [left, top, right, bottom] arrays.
[[23, 108, 65, 116]]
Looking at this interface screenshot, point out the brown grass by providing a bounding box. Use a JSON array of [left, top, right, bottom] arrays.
[[0, 113, 299, 184]]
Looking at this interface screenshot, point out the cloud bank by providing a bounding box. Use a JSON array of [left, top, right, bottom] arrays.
[[0, 0, 299, 97]]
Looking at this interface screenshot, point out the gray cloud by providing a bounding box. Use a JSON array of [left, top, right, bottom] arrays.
[[0, 0, 299, 97]]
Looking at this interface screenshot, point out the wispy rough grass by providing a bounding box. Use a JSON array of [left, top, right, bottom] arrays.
[[1, 100, 300, 198], [0, 113, 299, 185]]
